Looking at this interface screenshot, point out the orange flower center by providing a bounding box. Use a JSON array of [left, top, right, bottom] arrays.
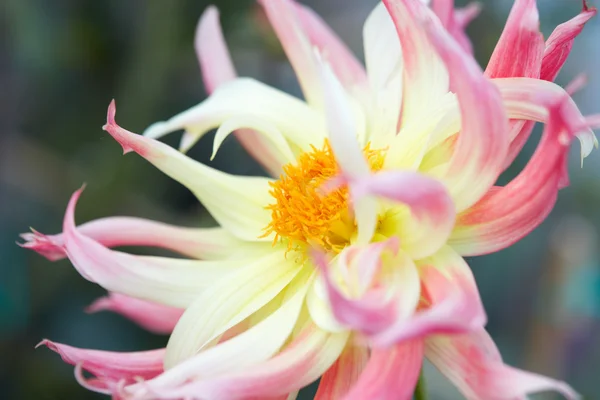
[[262, 139, 386, 253]]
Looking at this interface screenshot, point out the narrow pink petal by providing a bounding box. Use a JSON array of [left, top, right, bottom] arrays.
[[20, 217, 241, 262], [60, 189, 241, 308], [38, 339, 163, 395], [485, 0, 544, 79], [314, 343, 369, 400], [87, 293, 183, 334], [383, 0, 449, 127], [369, 248, 486, 347], [343, 339, 424, 400], [347, 170, 455, 259], [259, 0, 322, 109], [541, 3, 597, 82], [426, 330, 579, 399], [422, 5, 509, 212], [195, 6, 283, 176], [293, 2, 368, 95], [432, 0, 481, 54], [450, 87, 591, 256]]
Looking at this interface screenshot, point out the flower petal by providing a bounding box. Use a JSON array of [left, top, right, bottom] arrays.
[[61, 189, 255, 308], [126, 270, 313, 398], [150, 325, 349, 400], [104, 100, 275, 242], [87, 293, 183, 335], [38, 340, 164, 395], [432, 0, 481, 54], [451, 83, 594, 256], [484, 0, 544, 79], [422, 6, 509, 212], [194, 6, 286, 176], [164, 250, 302, 368], [369, 246, 486, 347], [20, 217, 242, 262], [314, 342, 369, 400], [348, 170, 455, 259], [426, 330, 579, 399], [382, 0, 449, 128], [541, 4, 597, 82], [343, 339, 424, 400]]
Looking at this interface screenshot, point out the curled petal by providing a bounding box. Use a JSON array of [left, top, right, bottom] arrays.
[[422, 5, 509, 212], [20, 217, 242, 262], [485, 0, 544, 79], [164, 251, 302, 368], [426, 330, 579, 399], [541, 4, 597, 82], [343, 339, 424, 400], [369, 246, 486, 347], [87, 293, 183, 335], [38, 340, 163, 395], [104, 100, 275, 242], [61, 189, 248, 308], [314, 343, 369, 400], [451, 84, 594, 256], [382, 0, 449, 127], [143, 325, 349, 400], [347, 170, 456, 259]]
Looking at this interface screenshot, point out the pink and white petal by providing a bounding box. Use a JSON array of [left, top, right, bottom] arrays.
[[541, 4, 597, 82], [20, 217, 243, 262], [485, 0, 544, 79], [451, 84, 595, 256], [432, 1, 481, 54], [422, 7, 509, 212], [38, 340, 164, 395], [142, 326, 349, 400], [369, 246, 486, 347], [426, 330, 579, 399], [348, 170, 455, 259], [61, 189, 250, 308], [314, 342, 369, 400], [343, 339, 424, 400], [258, 0, 322, 110], [383, 0, 450, 128], [362, 2, 403, 146], [126, 270, 313, 398], [143, 78, 325, 154], [164, 252, 303, 368], [105, 100, 276, 242], [87, 293, 183, 335]]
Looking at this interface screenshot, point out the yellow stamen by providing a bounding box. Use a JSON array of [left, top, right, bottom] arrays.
[[261, 139, 386, 253]]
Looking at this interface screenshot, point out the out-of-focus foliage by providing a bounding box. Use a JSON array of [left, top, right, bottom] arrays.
[[1, 1, 599, 399]]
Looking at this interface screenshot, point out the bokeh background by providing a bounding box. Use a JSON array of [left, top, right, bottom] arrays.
[[2, 0, 600, 399]]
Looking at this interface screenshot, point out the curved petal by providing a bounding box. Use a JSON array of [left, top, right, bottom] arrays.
[[426, 330, 579, 399], [194, 6, 286, 176], [347, 170, 455, 259], [61, 189, 250, 308], [164, 250, 302, 368], [369, 246, 486, 347], [422, 7, 509, 212], [432, 0, 481, 54], [314, 342, 368, 400], [126, 270, 313, 399], [104, 100, 275, 242], [87, 293, 183, 335], [484, 0, 544, 79], [38, 340, 163, 395], [451, 83, 594, 256], [147, 326, 349, 400], [541, 4, 597, 82], [343, 339, 424, 400], [143, 79, 325, 154], [20, 217, 243, 262], [382, 0, 449, 128]]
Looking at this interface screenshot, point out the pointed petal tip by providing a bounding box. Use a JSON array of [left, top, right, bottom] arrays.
[[85, 296, 111, 314], [35, 339, 51, 350], [18, 229, 66, 261], [102, 100, 143, 156]]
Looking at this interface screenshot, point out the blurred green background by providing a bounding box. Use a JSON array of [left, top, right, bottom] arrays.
[[1, 0, 599, 399]]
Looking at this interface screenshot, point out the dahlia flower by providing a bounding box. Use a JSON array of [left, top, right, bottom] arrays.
[[24, 0, 599, 399]]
